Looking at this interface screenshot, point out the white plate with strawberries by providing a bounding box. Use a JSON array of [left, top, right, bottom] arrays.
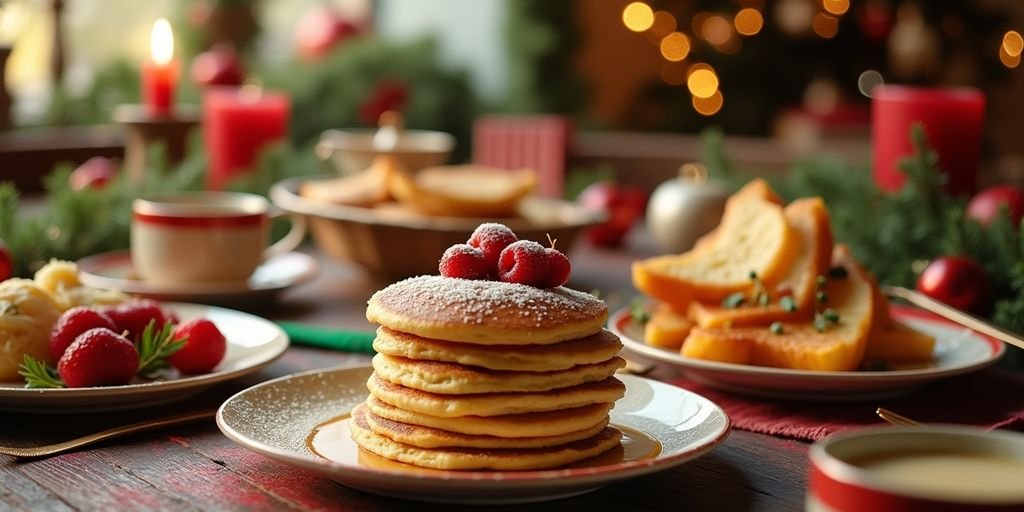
[[613, 307, 1004, 401], [0, 302, 288, 412]]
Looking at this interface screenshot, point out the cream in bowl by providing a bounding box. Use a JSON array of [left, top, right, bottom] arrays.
[[808, 426, 1024, 511]]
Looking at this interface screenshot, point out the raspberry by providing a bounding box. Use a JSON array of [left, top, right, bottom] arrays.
[[468, 223, 518, 271], [103, 299, 167, 341], [57, 328, 139, 388], [439, 244, 489, 280], [49, 307, 117, 362], [168, 319, 227, 375], [542, 248, 571, 288], [497, 240, 550, 286]]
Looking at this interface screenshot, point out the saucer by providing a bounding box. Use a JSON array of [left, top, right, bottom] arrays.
[[77, 250, 318, 305]]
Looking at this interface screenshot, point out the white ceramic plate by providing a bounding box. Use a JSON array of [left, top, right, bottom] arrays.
[[216, 366, 731, 505], [612, 307, 1004, 401], [0, 303, 289, 412], [77, 251, 317, 305]]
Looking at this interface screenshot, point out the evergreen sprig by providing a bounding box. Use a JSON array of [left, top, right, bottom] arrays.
[[136, 320, 187, 378], [18, 355, 64, 389]]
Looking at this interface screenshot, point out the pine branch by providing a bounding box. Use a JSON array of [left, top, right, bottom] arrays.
[[18, 355, 64, 389], [136, 321, 186, 377]]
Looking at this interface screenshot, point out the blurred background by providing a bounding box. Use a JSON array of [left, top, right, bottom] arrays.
[[1, 0, 1023, 189]]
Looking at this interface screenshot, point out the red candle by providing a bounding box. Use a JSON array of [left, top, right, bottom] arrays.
[[203, 86, 290, 189], [141, 18, 178, 116], [872, 85, 985, 196]]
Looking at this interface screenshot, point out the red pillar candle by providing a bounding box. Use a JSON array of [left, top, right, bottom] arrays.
[[872, 85, 985, 196], [142, 18, 178, 116], [203, 86, 290, 189]]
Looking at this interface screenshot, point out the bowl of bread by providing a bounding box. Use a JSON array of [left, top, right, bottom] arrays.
[[271, 155, 602, 278]]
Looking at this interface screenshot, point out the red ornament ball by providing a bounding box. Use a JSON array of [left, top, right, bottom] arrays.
[[966, 185, 1024, 227], [191, 45, 245, 87], [0, 240, 11, 282], [295, 6, 361, 60], [68, 157, 118, 191], [577, 181, 648, 247], [916, 256, 990, 313]]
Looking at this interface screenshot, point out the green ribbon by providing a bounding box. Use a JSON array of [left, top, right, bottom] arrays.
[[276, 322, 376, 354]]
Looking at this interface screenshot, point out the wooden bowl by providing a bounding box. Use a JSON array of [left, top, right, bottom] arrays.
[[270, 177, 604, 278], [316, 128, 455, 175]]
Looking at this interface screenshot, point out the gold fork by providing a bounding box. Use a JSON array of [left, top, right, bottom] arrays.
[[876, 407, 922, 427], [884, 285, 1024, 351], [0, 409, 216, 459]]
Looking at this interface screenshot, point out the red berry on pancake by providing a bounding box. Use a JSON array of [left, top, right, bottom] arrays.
[[542, 248, 571, 288], [439, 244, 489, 280], [497, 240, 550, 286], [468, 223, 518, 271]]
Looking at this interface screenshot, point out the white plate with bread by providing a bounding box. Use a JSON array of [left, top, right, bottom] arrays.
[[624, 179, 1004, 400]]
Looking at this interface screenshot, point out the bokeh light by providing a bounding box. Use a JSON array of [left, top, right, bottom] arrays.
[[622, 2, 655, 32], [822, 0, 850, 16], [1000, 44, 1021, 69], [693, 90, 724, 116], [1003, 30, 1023, 58], [702, 15, 733, 45], [646, 11, 677, 43], [660, 32, 691, 62], [734, 8, 764, 36], [857, 70, 884, 97], [812, 13, 839, 39], [687, 68, 719, 99]]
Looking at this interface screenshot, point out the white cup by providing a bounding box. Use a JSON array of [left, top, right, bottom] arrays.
[[131, 192, 306, 283]]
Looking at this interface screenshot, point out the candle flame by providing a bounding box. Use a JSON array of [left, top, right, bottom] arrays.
[[150, 18, 174, 65]]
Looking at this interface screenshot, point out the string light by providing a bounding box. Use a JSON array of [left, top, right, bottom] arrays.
[[1000, 44, 1021, 69], [622, 2, 654, 32], [687, 67, 719, 99], [693, 90, 724, 116], [660, 32, 691, 62], [1003, 30, 1023, 58], [812, 13, 839, 38], [702, 15, 733, 45], [734, 8, 764, 36], [822, 0, 850, 16]]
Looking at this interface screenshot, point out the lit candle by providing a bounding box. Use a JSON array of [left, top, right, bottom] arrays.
[[142, 18, 178, 116], [872, 86, 985, 196], [203, 85, 290, 189]]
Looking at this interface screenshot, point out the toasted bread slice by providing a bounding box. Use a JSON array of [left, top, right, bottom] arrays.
[[632, 179, 799, 308], [643, 303, 695, 350], [299, 156, 393, 207], [688, 197, 834, 328], [386, 164, 537, 218], [864, 320, 936, 362], [681, 245, 874, 371]]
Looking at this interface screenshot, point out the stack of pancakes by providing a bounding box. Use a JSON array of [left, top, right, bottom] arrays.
[[350, 275, 627, 470]]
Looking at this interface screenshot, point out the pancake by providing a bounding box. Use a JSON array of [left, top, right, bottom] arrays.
[[372, 327, 623, 371], [372, 353, 626, 394], [367, 373, 626, 417], [350, 404, 623, 470], [362, 405, 610, 449], [365, 276, 608, 344], [365, 395, 612, 438]]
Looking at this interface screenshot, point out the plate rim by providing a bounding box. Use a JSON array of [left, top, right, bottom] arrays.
[[76, 250, 319, 296], [216, 365, 732, 486], [0, 302, 289, 399], [612, 306, 1004, 381]]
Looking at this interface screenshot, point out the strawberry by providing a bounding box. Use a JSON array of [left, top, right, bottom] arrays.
[[103, 299, 167, 341], [168, 319, 227, 375], [468, 223, 518, 271], [542, 248, 571, 288], [439, 244, 489, 280], [497, 240, 550, 286], [49, 307, 117, 362], [57, 328, 139, 388]]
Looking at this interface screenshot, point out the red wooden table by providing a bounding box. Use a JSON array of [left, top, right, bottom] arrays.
[[0, 240, 810, 511]]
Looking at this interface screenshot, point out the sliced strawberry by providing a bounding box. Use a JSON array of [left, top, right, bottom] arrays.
[[49, 307, 117, 362], [168, 319, 227, 375], [57, 328, 139, 388]]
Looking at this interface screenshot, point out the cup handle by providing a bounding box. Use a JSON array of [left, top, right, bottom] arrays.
[[263, 208, 307, 261]]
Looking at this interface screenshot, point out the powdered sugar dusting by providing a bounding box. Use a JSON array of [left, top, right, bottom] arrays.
[[368, 275, 606, 329]]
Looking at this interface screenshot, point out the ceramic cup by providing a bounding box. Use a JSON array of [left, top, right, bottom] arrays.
[[808, 426, 1024, 512], [131, 192, 306, 284]]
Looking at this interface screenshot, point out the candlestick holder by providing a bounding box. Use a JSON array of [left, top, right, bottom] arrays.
[[113, 104, 200, 183]]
